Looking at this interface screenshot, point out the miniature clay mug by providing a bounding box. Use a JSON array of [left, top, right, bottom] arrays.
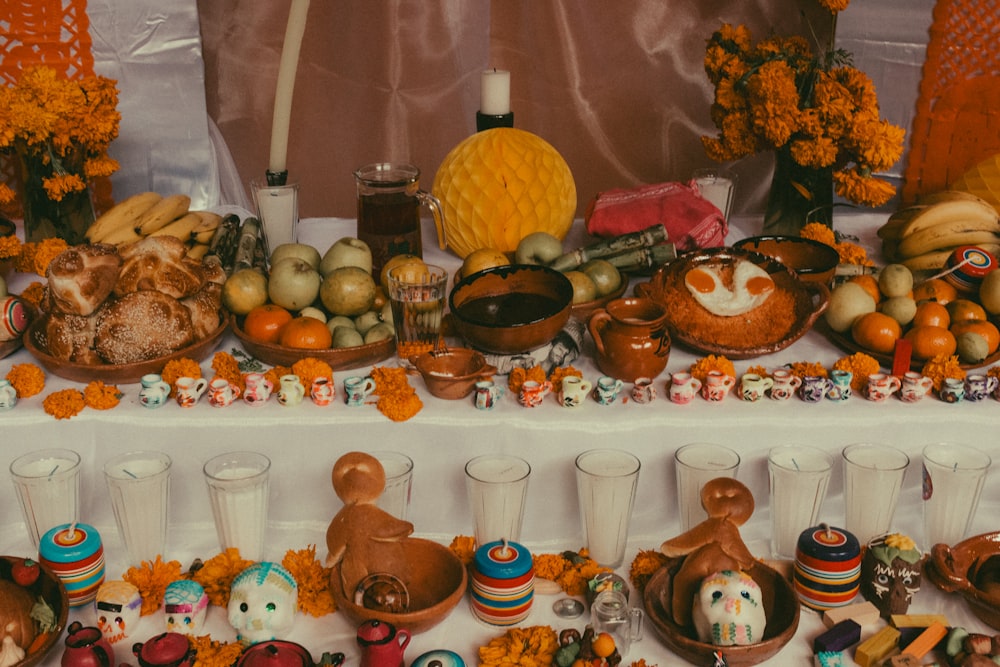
[[344, 376, 377, 407], [631, 377, 657, 404], [0, 378, 18, 410], [826, 369, 853, 402], [138, 373, 171, 409], [769, 369, 801, 401], [62, 621, 115, 667], [310, 376, 336, 406], [559, 376, 592, 408], [940, 377, 965, 403], [277, 374, 305, 406], [798, 375, 831, 403], [243, 373, 274, 407], [865, 373, 901, 402], [667, 372, 702, 405], [175, 377, 208, 408], [900, 371, 933, 403], [590, 589, 643, 655], [739, 373, 773, 403], [473, 380, 505, 410], [964, 373, 998, 402], [701, 370, 735, 402], [208, 378, 241, 408], [593, 376, 624, 405], [588, 297, 670, 383], [518, 380, 551, 408]]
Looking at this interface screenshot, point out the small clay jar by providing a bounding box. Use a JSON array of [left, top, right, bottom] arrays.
[[588, 297, 670, 383]]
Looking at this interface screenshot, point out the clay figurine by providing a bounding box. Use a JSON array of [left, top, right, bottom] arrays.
[[692, 570, 766, 646], [325, 452, 414, 599], [163, 579, 209, 636], [860, 533, 926, 618], [94, 580, 142, 644], [228, 562, 298, 646]]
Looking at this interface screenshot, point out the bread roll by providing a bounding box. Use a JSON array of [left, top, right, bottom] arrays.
[[95, 290, 194, 364], [36, 310, 101, 364], [46, 244, 122, 316], [115, 236, 205, 299], [181, 283, 222, 340]]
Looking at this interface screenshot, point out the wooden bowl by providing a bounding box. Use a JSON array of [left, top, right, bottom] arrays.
[[232, 315, 395, 370], [927, 530, 1000, 629], [733, 235, 840, 286], [644, 557, 799, 667], [449, 264, 573, 354], [409, 347, 497, 400], [1, 555, 69, 667], [23, 316, 227, 384], [330, 537, 468, 634]]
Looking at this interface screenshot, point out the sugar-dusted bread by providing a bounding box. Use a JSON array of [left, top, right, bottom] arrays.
[[95, 290, 194, 364], [46, 244, 122, 316], [181, 282, 222, 340], [35, 310, 102, 364], [115, 236, 205, 299]]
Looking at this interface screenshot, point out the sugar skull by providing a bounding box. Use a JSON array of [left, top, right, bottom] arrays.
[[228, 562, 298, 646], [164, 579, 209, 636], [94, 580, 142, 644], [861, 533, 925, 618], [692, 570, 766, 646]]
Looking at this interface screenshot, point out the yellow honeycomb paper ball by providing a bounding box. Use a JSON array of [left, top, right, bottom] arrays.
[[432, 128, 576, 259]]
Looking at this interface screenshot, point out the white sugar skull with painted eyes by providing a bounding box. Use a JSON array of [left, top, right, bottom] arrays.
[[164, 579, 210, 636], [94, 580, 143, 644], [227, 562, 298, 646], [692, 570, 766, 646]]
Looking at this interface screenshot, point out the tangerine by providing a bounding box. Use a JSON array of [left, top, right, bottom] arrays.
[[946, 298, 987, 324], [851, 312, 901, 354], [243, 304, 293, 343], [591, 632, 616, 659], [950, 320, 1000, 355], [849, 274, 881, 304], [279, 315, 333, 349], [912, 278, 958, 305], [911, 301, 950, 329], [904, 325, 957, 360]]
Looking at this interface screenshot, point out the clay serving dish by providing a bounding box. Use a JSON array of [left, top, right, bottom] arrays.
[[23, 315, 227, 384], [733, 235, 840, 286], [409, 347, 497, 400], [232, 314, 394, 370], [927, 530, 1000, 629], [449, 264, 573, 354], [330, 537, 467, 634], [1, 555, 70, 667], [644, 557, 799, 667], [635, 247, 829, 359]]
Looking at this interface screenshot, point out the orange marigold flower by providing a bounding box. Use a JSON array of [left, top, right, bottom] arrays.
[[291, 357, 334, 392], [787, 361, 828, 379], [161, 357, 201, 398], [507, 365, 546, 394], [18, 281, 46, 310], [7, 362, 45, 398], [817, 0, 849, 11], [833, 352, 880, 392], [548, 365, 582, 393], [43, 388, 86, 419], [264, 365, 292, 391], [187, 635, 244, 667], [689, 355, 736, 384], [921, 354, 966, 393], [211, 351, 245, 393], [531, 549, 611, 597], [192, 548, 254, 608], [28, 238, 69, 275], [123, 555, 184, 616], [0, 235, 20, 259], [371, 366, 423, 421], [836, 240, 873, 266], [282, 545, 335, 617], [449, 535, 476, 566], [629, 549, 670, 595], [83, 380, 122, 410], [834, 168, 896, 207], [800, 222, 837, 247], [479, 626, 559, 667], [744, 365, 768, 378]]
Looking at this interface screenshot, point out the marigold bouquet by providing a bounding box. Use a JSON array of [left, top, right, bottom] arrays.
[[701, 1, 905, 217]]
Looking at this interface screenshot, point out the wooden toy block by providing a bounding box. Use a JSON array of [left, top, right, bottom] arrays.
[[855, 625, 901, 667], [814, 651, 847, 667], [814, 619, 862, 653], [823, 601, 881, 628], [901, 621, 949, 659], [890, 614, 949, 628]]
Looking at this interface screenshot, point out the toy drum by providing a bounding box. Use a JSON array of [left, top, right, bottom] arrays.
[[794, 525, 861, 611], [471, 540, 534, 626], [40, 523, 106, 607]]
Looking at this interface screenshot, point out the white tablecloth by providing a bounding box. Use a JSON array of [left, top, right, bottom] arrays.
[[1, 213, 997, 667]]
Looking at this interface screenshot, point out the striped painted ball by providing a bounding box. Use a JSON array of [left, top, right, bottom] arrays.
[[0, 296, 28, 342], [794, 525, 861, 611], [39, 523, 106, 607], [471, 541, 534, 626]]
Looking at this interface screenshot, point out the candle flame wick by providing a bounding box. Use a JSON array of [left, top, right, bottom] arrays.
[[792, 457, 800, 471], [124, 468, 138, 479], [500, 538, 509, 559], [48, 464, 59, 477], [67, 522, 77, 540]]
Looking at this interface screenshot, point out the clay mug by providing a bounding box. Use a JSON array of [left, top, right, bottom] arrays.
[[138, 373, 171, 409], [593, 376, 624, 405], [62, 621, 115, 667], [243, 373, 274, 407], [965, 373, 998, 402], [588, 297, 670, 383], [900, 371, 933, 403], [826, 369, 853, 401], [739, 373, 773, 403], [865, 373, 901, 402], [798, 375, 831, 403], [667, 372, 702, 405], [175, 377, 208, 408], [208, 378, 241, 408], [591, 589, 644, 655], [940, 377, 965, 403], [344, 376, 377, 407], [518, 380, 551, 408], [0, 378, 18, 410], [701, 370, 735, 402], [357, 619, 410, 667], [473, 380, 505, 410], [277, 374, 305, 406], [310, 376, 336, 406], [631, 377, 657, 404], [559, 376, 592, 408], [769, 369, 801, 401]]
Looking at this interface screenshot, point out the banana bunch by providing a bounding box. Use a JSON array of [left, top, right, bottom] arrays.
[[877, 191, 1000, 271], [85, 192, 223, 259]]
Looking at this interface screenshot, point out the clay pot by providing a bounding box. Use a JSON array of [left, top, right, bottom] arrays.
[[62, 622, 114, 667], [927, 530, 1000, 629], [133, 632, 195, 667], [588, 297, 670, 383], [409, 348, 497, 400]]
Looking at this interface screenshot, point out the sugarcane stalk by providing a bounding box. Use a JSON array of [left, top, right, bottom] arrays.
[[603, 243, 677, 273], [549, 224, 669, 272], [234, 217, 263, 273]]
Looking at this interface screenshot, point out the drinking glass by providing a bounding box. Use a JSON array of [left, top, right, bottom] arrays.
[[203, 451, 271, 561], [575, 449, 641, 568], [842, 443, 909, 546], [465, 454, 530, 547], [768, 445, 832, 558], [922, 442, 991, 547], [674, 443, 740, 532], [372, 451, 413, 520], [10, 448, 81, 548], [104, 451, 172, 566]]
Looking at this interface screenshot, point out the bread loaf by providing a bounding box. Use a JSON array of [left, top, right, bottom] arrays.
[[46, 244, 122, 316], [95, 290, 195, 364]]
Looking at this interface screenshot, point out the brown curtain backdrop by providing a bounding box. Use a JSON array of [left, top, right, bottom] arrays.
[[197, 1, 831, 221]]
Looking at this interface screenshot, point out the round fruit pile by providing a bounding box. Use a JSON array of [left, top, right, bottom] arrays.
[[825, 261, 1000, 365]]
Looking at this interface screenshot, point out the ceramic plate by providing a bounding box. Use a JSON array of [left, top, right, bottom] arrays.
[[231, 315, 395, 369], [820, 320, 1000, 371]]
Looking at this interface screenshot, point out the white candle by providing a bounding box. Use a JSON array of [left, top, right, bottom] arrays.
[[268, 0, 311, 174], [104, 453, 172, 566], [480, 69, 511, 115], [768, 446, 832, 559], [204, 452, 271, 562]]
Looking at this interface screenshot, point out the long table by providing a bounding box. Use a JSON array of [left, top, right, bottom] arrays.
[[1, 212, 997, 666]]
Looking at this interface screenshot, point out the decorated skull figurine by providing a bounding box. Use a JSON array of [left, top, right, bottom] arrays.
[[94, 580, 143, 645], [861, 533, 925, 618], [692, 570, 767, 646], [228, 562, 298, 646], [164, 580, 210, 636]]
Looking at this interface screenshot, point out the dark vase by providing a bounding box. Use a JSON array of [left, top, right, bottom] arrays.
[[763, 149, 833, 236], [19, 151, 95, 245]]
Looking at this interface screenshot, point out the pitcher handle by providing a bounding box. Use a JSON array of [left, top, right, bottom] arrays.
[[417, 190, 447, 251], [587, 309, 610, 357]]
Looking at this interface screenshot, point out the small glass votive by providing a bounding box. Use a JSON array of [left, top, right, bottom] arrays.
[[250, 179, 299, 250], [692, 167, 737, 222]]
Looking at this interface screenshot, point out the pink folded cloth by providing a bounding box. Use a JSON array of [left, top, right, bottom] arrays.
[[584, 181, 727, 251]]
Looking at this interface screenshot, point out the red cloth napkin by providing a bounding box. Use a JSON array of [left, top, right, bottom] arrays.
[[584, 181, 727, 251]]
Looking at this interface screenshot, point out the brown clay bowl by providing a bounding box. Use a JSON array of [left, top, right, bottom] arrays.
[[232, 314, 395, 370], [449, 264, 573, 354], [1, 555, 70, 667], [733, 235, 840, 286], [927, 530, 1000, 629], [330, 537, 467, 634], [643, 557, 799, 667], [409, 347, 497, 400]]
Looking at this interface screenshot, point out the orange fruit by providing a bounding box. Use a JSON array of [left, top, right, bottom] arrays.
[[904, 324, 957, 360], [911, 301, 950, 329], [591, 632, 616, 659], [950, 320, 1000, 354], [946, 298, 987, 324], [243, 304, 293, 343], [912, 278, 958, 305], [279, 316, 333, 349], [849, 274, 881, 304], [851, 312, 902, 354]]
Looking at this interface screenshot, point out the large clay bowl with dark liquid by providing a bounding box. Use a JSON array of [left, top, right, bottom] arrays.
[[927, 530, 1000, 629]]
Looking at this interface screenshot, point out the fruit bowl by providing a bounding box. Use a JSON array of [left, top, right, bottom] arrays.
[[232, 315, 395, 369], [733, 235, 840, 286], [927, 530, 1000, 629], [1, 555, 69, 667]]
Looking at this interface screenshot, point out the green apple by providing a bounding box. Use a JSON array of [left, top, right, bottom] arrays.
[[364, 322, 395, 344], [299, 306, 327, 323], [267, 257, 321, 311], [331, 326, 365, 349], [515, 231, 563, 266], [222, 268, 268, 315], [325, 315, 356, 336], [320, 237, 373, 277], [320, 266, 377, 316], [564, 270, 598, 304], [581, 259, 622, 297], [270, 243, 321, 270], [354, 310, 382, 335], [462, 248, 510, 277]]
